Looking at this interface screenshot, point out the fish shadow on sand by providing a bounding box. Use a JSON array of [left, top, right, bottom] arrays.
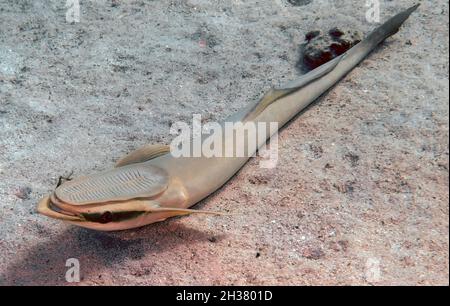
[[0, 218, 222, 285]]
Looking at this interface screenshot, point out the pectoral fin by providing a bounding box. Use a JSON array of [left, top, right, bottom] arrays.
[[116, 144, 170, 167]]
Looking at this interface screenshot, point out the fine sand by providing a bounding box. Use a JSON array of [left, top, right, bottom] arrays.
[[0, 0, 448, 285]]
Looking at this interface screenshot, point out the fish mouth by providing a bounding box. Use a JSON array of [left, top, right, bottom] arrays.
[[37, 191, 121, 222], [37, 163, 171, 223], [36, 194, 155, 231], [37, 195, 85, 222], [37, 192, 144, 222]]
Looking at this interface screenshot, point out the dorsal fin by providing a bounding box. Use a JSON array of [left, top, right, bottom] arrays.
[[243, 54, 344, 121], [115, 144, 170, 167]]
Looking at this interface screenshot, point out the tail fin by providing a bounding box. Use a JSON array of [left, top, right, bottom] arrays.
[[362, 3, 420, 49], [242, 4, 420, 123]]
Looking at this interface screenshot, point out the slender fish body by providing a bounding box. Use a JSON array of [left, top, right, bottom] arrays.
[[37, 5, 420, 231], [153, 4, 420, 207]]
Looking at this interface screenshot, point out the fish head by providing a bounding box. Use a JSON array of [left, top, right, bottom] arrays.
[[36, 163, 191, 231], [37, 195, 192, 231]]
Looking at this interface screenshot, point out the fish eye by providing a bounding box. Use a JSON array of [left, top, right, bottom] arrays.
[[99, 211, 113, 224]]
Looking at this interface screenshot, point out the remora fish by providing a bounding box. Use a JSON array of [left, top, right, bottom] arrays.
[[38, 5, 420, 231]]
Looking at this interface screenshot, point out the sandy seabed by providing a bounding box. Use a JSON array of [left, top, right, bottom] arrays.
[[0, 0, 448, 285]]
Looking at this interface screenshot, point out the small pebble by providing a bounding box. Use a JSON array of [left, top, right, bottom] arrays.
[[302, 247, 325, 260], [288, 0, 313, 6], [208, 237, 217, 243], [305, 30, 321, 41], [14, 186, 32, 200]]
